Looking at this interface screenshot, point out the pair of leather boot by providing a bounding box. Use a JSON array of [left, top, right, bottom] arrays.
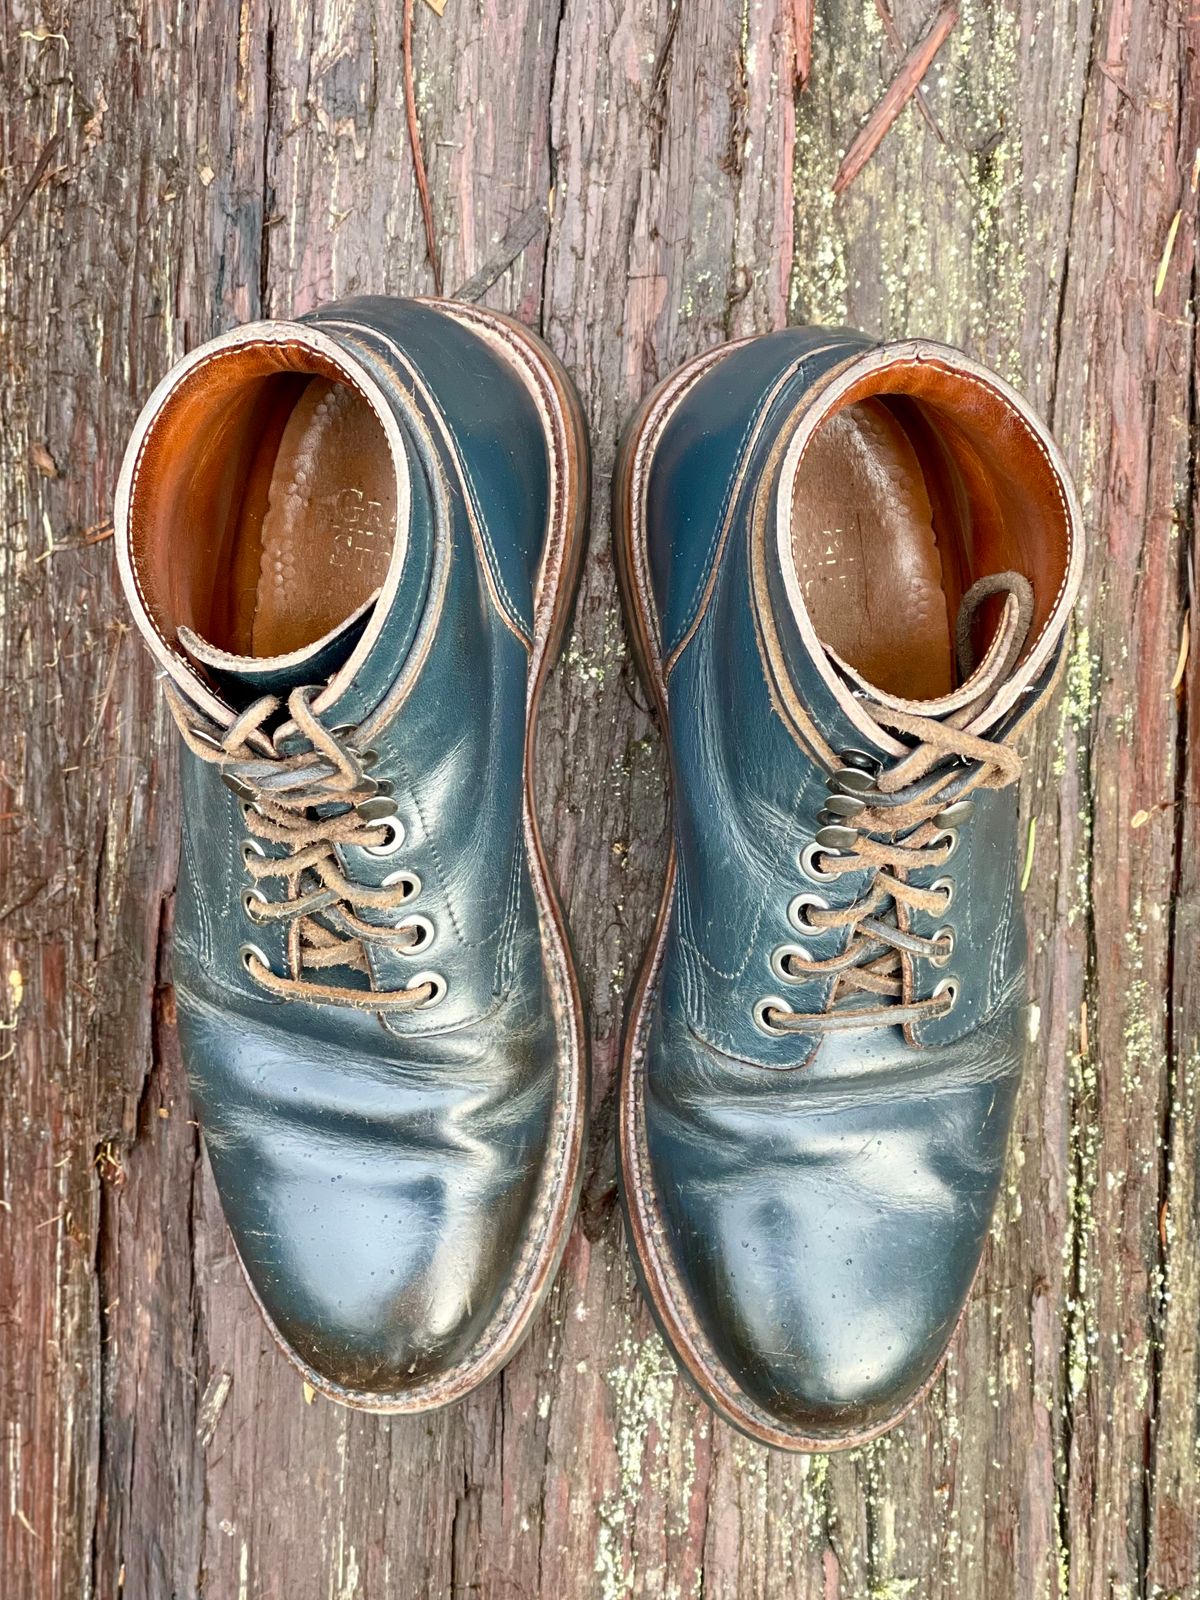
[[114, 296, 1081, 1448]]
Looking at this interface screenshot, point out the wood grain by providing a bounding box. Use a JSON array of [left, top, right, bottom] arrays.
[[1, 0, 1196, 1595]]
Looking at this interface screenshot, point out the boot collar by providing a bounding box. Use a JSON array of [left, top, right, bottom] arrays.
[[114, 320, 432, 740], [754, 338, 1084, 763]]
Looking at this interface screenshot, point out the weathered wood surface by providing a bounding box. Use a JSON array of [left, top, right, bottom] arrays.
[[1, 0, 1198, 1595]]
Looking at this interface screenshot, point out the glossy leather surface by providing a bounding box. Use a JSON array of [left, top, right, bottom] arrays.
[[124, 297, 583, 1401], [625, 328, 1076, 1441]]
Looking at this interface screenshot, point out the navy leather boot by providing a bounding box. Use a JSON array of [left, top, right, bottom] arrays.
[[615, 331, 1082, 1449], [115, 297, 588, 1409]]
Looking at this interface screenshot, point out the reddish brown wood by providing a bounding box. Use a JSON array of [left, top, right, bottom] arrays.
[[793, 0, 814, 88], [833, 2, 959, 194], [1, 0, 1198, 1595]]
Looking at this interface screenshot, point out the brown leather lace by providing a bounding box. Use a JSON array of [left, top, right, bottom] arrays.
[[166, 682, 438, 1011], [760, 574, 1031, 1038]]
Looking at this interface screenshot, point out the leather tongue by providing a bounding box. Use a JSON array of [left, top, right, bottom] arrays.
[[178, 593, 377, 708]]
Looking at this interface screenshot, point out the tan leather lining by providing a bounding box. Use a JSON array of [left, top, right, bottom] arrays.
[[127, 341, 396, 660], [788, 360, 1071, 702]]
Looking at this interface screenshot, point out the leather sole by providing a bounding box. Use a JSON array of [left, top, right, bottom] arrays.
[[243, 302, 591, 1413], [612, 342, 962, 1452]]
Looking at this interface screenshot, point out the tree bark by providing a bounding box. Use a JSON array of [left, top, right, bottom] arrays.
[[1, 0, 1197, 1595]]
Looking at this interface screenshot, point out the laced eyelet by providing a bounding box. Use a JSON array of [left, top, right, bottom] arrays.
[[930, 875, 954, 911], [330, 728, 380, 771], [364, 816, 406, 857], [239, 941, 272, 976], [815, 823, 859, 852], [239, 798, 265, 824], [356, 792, 397, 822], [838, 748, 882, 774], [931, 976, 959, 1013], [931, 828, 961, 862], [410, 970, 447, 1008], [752, 996, 791, 1035], [381, 868, 421, 900], [819, 793, 866, 822], [828, 768, 877, 796], [799, 842, 840, 883], [242, 838, 267, 867], [770, 944, 811, 983], [934, 799, 974, 829], [221, 770, 257, 802], [397, 914, 436, 954], [788, 892, 829, 935], [930, 926, 955, 968], [241, 887, 269, 921]]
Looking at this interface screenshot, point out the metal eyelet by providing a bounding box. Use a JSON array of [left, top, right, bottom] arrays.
[[820, 793, 867, 821], [363, 816, 406, 857], [788, 892, 829, 935], [242, 838, 267, 867], [331, 726, 380, 770], [800, 842, 839, 883], [931, 976, 960, 1012], [815, 823, 859, 852], [931, 828, 960, 862], [221, 770, 257, 802], [770, 943, 811, 983], [930, 927, 955, 968], [241, 887, 269, 921], [410, 970, 447, 1008], [752, 996, 791, 1036], [930, 876, 954, 911], [838, 748, 882, 774], [382, 868, 421, 900], [827, 767, 877, 796], [934, 799, 975, 829], [239, 942, 272, 976], [397, 914, 436, 954], [239, 798, 264, 824], [356, 793, 397, 822]]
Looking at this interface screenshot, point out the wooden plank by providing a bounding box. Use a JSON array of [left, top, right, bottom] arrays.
[[0, 0, 1197, 1595]]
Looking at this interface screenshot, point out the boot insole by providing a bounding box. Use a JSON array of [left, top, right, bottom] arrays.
[[226, 377, 396, 659], [790, 399, 953, 700]]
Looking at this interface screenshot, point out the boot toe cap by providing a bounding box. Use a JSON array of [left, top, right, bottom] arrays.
[[693, 1194, 973, 1438], [180, 991, 556, 1404], [235, 1165, 526, 1397], [641, 1033, 1015, 1443]]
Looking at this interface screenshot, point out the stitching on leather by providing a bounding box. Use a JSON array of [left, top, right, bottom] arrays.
[[431, 300, 567, 632], [621, 913, 1005, 1447], [660, 371, 782, 661], [317, 319, 534, 650], [492, 834, 526, 994], [125, 338, 390, 654], [384, 306, 559, 640], [779, 357, 1075, 649], [663, 347, 842, 678], [387, 752, 514, 952], [935, 363, 1074, 621], [179, 801, 213, 964], [441, 428, 530, 638], [377, 975, 508, 1040], [678, 775, 810, 982], [629, 344, 748, 654], [987, 837, 1017, 1010]]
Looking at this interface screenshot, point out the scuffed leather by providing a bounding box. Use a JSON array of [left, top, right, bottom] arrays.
[[633, 328, 1056, 1437], [643, 969, 1025, 1433], [167, 297, 567, 1397]]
